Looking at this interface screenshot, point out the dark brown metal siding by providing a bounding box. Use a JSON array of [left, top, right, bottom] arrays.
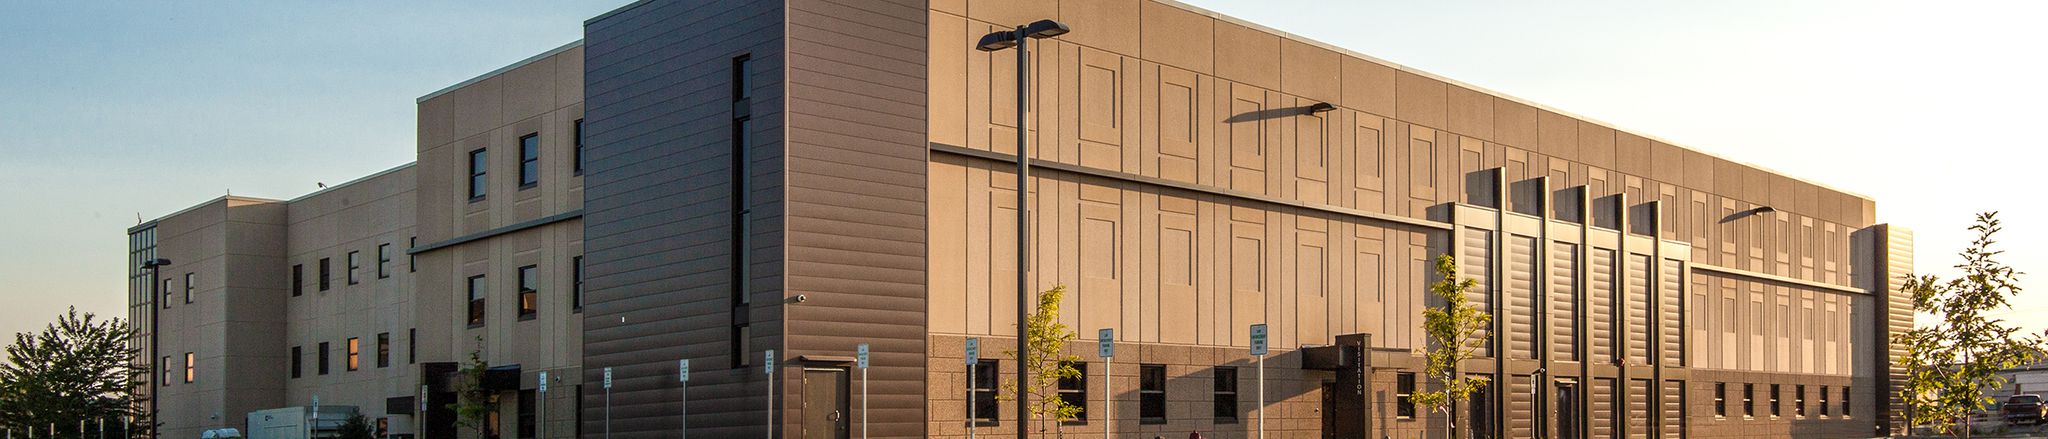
[[1509, 374, 1535, 439], [1505, 235, 1537, 360], [1661, 379, 1684, 439], [1550, 242, 1578, 362], [1658, 258, 1683, 367], [1462, 228, 1492, 355], [782, 0, 928, 437], [1626, 253, 1651, 364], [1590, 248, 1615, 362], [1628, 378, 1650, 439], [1593, 377, 1615, 438], [582, 1, 786, 437]]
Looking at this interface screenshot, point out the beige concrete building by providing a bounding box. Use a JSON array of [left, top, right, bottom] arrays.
[[129, 0, 1913, 438]]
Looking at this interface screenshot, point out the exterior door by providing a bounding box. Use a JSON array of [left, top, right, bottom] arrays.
[[1321, 381, 1339, 439], [802, 367, 851, 439], [1556, 380, 1581, 439]]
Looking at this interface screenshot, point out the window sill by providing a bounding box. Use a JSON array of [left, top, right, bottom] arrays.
[[1140, 419, 1166, 425], [519, 183, 538, 190], [467, 323, 485, 329], [519, 314, 537, 321], [469, 196, 487, 203]]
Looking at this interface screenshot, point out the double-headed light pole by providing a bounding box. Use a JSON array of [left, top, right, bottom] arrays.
[[975, 18, 1068, 439]]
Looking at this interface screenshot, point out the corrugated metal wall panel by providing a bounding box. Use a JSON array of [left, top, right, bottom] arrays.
[[1550, 242, 1578, 362], [1659, 258, 1684, 367], [1628, 378, 1650, 439], [1510, 374, 1535, 439], [1463, 228, 1494, 356], [1593, 377, 1615, 438], [1591, 248, 1615, 362], [1626, 253, 1651, 364], [1507, 235, 1538, 359], [1661, 380, 1684, 439]]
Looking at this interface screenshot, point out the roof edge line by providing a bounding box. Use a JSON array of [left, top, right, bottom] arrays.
[[417, 39, 584, 104]]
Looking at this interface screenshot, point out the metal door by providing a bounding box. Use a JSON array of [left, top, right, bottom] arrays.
[[802, 367, 850, 439]]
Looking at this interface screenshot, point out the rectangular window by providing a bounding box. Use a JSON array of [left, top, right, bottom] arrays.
[[346, 337, 359, 371], [469, 148, 488, 200], [1795, 385, 1806, 417], [1842, 387, 1851, 417], [1213, 367, 1239, 424], [573, 119, 585, 175], [291, 346, 302, 379], [1820, 385, 1831, 417], [1742, 383, 1754, 418], [162, 278, 172, 309], [347, 251, 360, 285], [319, 258, 331, 290], [1140, 364, 1167, 424], [1470, 378, 1493, 439], [969, 359, 998, 424], [377, 243, 391, 279], [1397, 372, 1417, 419], [183, 352, 194, 383], [292, 264, 304, 297], [572, 256, 584, 312], [408, 328, 417, 365], [1769, 384, 1781, 417], [183, 273, 194, 303], [160, 356, 172, 385], [730, 54, 753, 309], [731, 324, 752, 368], [318, 342, 330, 375], [376, 332, 390, 368], [518, 265, 539, 320], [517, 389, 536, 438], [1714, 382, 1727, 418], [518, 133, 539, 188], [1058, 361, 1088, 423], [408, 237, 417, 273], [468, 275, 487, 327]]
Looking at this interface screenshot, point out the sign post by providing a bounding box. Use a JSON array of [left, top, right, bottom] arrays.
[[965, 338, 980, 439], [604, 367, 614, 439], [765, 350, 777, 439], [856, 343, 870, 439], [1250, 323, 1268, 439], [310, 395, 320, 439], [538, 371, 548, 439], [1097, 328, 1114, 439], [688, 358, 696, 436]]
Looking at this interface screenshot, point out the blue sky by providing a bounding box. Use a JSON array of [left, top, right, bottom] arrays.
[[2, 1, 2042, 338]]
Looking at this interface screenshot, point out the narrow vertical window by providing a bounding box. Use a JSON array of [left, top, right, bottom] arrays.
[[408, 237, 417, 273], [292, 264, 304, 297], [347, 251, 360, 284], [1140, 364, 1167, 424], [969, 359, 999, 424], [318, 342, 330, 375], [1795, 384, 1806, 417], [408, 328, 417, 365], [162, 278, 172, 309], [467, 275, 487, 327], [1741, 383, 1754, 418], [183, 273, 194, 303], [1842, 387, 1851, 417], [1820, 385, 1831, 417], [376, 332, 390, 368], [518, 133, 540, 188], [345, 337, 359, 371], [572, 256, 584, 312], [1714, 382, 1727, 418], [518, 265, 539, 320], [160, 356, 172, 385], [377, 243, 391, 279], [183, 352, 195, 383], [729, 54, 755, 367], [1769, 384, 1781, 417], [319, 258, 331, 290], [731, 324, 751, 367], [468, 148, 489, 200], [1058, 361, 1088, 423], [291, 346, 302, 379], [1213, 367, 1239, 424], [573, 119, 585, 175], [1397, 372, 1417, 419]]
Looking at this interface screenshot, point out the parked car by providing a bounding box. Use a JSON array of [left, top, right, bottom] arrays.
[[2004, 394, 2047, 425]]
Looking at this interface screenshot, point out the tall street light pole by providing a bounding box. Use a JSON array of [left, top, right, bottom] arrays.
[[140, 258, 171, 439], [975, 19, 1068, 439]]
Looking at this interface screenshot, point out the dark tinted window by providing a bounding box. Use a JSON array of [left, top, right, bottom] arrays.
[[467, 275, 487, 326], [518, 265, 538, 319], [518, 133, 539, 188], [1058, 362, 1087, 423], [1140, 364, 1166, 424], [1213, 367, 1238, 423], [469, 148, 488, 199], [969, 359, 999, 424]]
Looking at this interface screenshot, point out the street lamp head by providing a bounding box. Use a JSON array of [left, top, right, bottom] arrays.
[[141, 258, 173, 269], [975, 31, 1018, 52], [1020, 19, 1070, 39], [1307, 102, 1336, 113]]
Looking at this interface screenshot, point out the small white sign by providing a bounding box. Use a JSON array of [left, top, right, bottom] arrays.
[[1249, 324, 1269, 356], [538, 371, 549, 393], [857, 343, 871, 370], [1098, 328, 1115, 359], [679, 359, 690, 383], [420, 385, 428, 412], [603, 367, 614, 389], [765, 350, 776, 376], [965, 338, 980, 365]]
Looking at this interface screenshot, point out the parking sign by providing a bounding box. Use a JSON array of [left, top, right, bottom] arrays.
[[679, 359, 690, 383], [765, 350, 776, 376], [857, 343, 870, 370], [1098, 328, 1114, 359], [1249, 324, 1269, 356], [965, 338, 980, 365], [603, 367, 613, 389]]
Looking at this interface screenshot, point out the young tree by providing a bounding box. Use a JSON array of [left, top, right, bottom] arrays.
[[1897, 212, 2045, 437], [0, 307, 141, 435], [449, 340, 494, 439], [1003, 284, 1083, 435], [1414, 255, 1492, 439], [335, 414, 378, 439]]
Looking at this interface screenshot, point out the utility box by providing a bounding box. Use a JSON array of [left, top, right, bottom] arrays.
[[245, 406, 359, 439]]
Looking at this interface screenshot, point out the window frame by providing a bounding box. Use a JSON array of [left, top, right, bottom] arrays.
[[1713, 382, 1727, 418], [467, 275, 487, 327], [318, 342, 330, 375], [183, 273, 194, 303], [1742, 383, 1755, 418], [517, 265, 539, 320], [1819, 385, 1831, 417], [572, 256, 584, 312], [291, 345, 303, 379], [518, 133, 540, 189], [1397, 372, 1417, 420], [318, 258, 331, 291], [376, 332, 391, 368], [517, 389, 537, 438], [1794, 384, 1806, 418], [969, 359, 1000, 425], [345, 337, 360, 371], [1213, 366, 1239, 424], [468, 148, 488, 201], [1769, 383, 1781, 418], [347, 251, 360, 285], [160, 355, 172, 386], [183, 352, 194, 383], [1139, 364, 1167, 424], [377, 243, 391, 279], [573, 119, 585, 175], [291, 264, 304, 297], [1057, 361, 1088, 424]]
